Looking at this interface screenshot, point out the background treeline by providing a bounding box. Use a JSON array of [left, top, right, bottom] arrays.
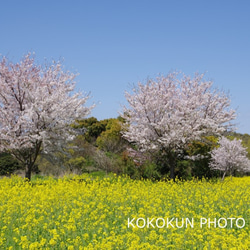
[[1, 117, 250, 180]]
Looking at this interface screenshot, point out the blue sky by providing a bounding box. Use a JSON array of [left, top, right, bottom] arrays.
[[1, 0, 250, 134]]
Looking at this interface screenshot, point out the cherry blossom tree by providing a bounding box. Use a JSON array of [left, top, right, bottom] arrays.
[[0, 53, 93, 180], [122, 72, 236, 180], [209, 136, 250, 180]]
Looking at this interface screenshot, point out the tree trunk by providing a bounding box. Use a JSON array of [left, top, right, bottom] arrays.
[[168, 151, 176, 181], [25, 162, 32, 181], [221, 170, 227, 181], [170, 163, 175, 181], [24, 142, 42, 181]]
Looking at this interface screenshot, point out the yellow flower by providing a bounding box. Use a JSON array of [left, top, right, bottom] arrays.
[[0, 175, 249, 249]]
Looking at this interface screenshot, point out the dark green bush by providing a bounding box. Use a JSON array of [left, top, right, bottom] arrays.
[[0, 153, 21, 176]]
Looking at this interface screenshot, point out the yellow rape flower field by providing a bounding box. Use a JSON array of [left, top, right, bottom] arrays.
[[0, 174, 249, 249]]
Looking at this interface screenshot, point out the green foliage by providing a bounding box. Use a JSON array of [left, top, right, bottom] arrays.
[[176, 160, 192, 180], [0, 153, 21, 176], [9, 114, 250, 181], [121, 159, 139, 179], [96, 118, 127, 153], [66, 156, 86, 172], [140, 162, 161, 180], [88, 171, 107, 178], [186, 136, 220, 179], [74, 117, 108, 143]]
